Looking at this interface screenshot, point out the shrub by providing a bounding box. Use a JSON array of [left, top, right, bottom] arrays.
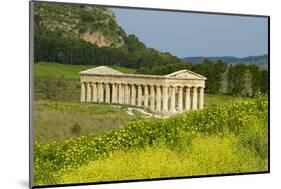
[[70, 122, 82, 135]]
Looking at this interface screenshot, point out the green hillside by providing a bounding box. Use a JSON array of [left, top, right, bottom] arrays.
[[34, 62, 136, 80]]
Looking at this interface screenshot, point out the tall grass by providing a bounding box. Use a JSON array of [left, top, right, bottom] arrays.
[[34, 101, 136, 143], [34, 96, 268, 185]]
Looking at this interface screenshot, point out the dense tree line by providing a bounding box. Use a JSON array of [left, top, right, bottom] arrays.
[[136, 59, 227, 94], [34, 29, 181, 69], [137, 60, 268, 96], [227, 64, 268, 96]]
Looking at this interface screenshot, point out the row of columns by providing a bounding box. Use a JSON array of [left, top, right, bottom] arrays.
[[81, 82, 204, 113]]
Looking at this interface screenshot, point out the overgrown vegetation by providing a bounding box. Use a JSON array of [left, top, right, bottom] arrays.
[[34, 96, 268, 185], [34, 100, 138, 143]]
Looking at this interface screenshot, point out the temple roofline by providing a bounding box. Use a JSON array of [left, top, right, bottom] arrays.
[[80, 66, 207, 81]]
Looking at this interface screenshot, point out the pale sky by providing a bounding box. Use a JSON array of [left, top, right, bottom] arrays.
[[112, 8, 268, 58]]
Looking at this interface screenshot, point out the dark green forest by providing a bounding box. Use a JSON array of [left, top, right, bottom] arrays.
[[34, 29, 181, 68]]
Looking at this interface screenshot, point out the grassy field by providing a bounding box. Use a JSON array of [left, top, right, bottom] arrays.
[[34, 100, 141, 143], [35, 62, 136, 80]]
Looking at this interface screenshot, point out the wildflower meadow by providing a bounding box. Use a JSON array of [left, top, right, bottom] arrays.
[[34, 96, 268, 185]]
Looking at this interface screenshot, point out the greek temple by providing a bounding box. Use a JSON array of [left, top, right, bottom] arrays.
[[80, 66, 206, 115]]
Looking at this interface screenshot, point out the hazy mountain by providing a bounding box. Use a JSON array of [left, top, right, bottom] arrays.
[[183, 55, 268, 70]]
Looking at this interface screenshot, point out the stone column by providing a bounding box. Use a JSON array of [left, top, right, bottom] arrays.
[[98, 83, 104, 103], [162, 86, 168, 112], [177, 86, 183, 111], [91, 82, 97, 102], [105, 83, 110, 103], [137, 85, 142, 107], [156, 85, 161, 112], [185, 87, 190, 111], [199, 87, 204, 110], [192, 87, 197, 110], [118, 84, 123, 104], [144, 85, 149, 108], [170, 86, 176, 113], [80, 82, 86, 102], [150, 85, 155, 111], [111, 83, 117, 104], [130, 85, 136, 106], [86, 82, 92, 102], [124, 84, 130, 105]]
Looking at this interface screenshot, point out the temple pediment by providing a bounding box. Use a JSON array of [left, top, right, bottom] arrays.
[[80, 66, 124, 75], [165, 70, 206, 80]]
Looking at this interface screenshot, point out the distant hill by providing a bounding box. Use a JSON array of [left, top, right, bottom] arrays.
[[183, 55, 268, 70]]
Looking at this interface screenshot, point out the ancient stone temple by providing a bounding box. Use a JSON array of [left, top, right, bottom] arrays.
[[80, 66, 206, 115]]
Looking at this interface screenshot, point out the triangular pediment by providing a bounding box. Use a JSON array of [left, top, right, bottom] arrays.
[[80, 66, 123, 75], [165, 69, 206, 80]]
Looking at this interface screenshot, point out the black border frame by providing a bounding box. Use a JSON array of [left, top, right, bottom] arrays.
[[29, 0, 270, 188]]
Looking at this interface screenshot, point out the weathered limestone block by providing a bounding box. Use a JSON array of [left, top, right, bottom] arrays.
[[105, 83, 110, 103], [98, 83, 104, 103], [192, 87, 197, 110], [144, 85, 149, 108], [118, 84, 123, 104], [185, 87, 190, 111], [86, 82, 92, 102], [131, 85, 136, 106], [80, 82, 86, 102], [111, 84, 117, 103], [92, 82, 97, 102], [156, 85, 161, 112], [162, 86, 168, 112], [177, 86, 183, 111], [150, 85, 155, 111], [124, 84, 130, 105], [199, 87, 204, 110], [170, 86, 176, 113], [137, 85, 142, 107]]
